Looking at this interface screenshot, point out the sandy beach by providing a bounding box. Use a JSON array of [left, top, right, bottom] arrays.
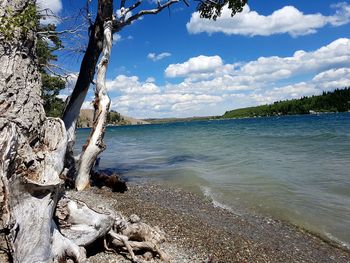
[[68, 182, 350, 263]]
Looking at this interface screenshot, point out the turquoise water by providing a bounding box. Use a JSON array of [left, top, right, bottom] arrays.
[[76, 113, 350, 248]]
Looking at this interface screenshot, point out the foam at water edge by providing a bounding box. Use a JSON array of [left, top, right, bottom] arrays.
[[324, 231, 350, 250], [200, 186, 243, 216]]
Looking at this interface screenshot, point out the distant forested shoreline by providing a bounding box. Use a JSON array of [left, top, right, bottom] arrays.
[[222, 88, 350, 119], [77, 88, 350, 126]]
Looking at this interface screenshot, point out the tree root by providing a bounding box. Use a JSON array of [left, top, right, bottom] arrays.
[[52, 223, 86, 263], [54, 197, 170, 262]]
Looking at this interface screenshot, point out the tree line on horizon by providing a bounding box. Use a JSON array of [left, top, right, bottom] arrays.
[[222, 88, 350, 119]]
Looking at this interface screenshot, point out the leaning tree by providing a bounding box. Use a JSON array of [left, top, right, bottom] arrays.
[[0, 0, 246, 262], [63, 0, 248, 191]]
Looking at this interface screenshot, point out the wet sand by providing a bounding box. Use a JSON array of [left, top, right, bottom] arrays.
[[71, 182, 350, 263]]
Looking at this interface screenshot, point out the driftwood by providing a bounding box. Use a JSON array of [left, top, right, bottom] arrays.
[[54, 197, 168, 262], [109, 214, 169, 262]]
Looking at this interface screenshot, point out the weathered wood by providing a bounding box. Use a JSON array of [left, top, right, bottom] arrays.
[[64, 0, 181, 188], [55, 197, 114, 246], [54, 196, 169, 262], [109, 213, 169, 262], [62, 0, 112, 166], [0, 1, 67, 261], [110, 238, 169, 262], [52, 222, 86, 262], [75, 20, 112, 191]]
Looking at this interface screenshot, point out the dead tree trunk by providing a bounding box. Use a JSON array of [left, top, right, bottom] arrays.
[[62, 15, 103, 154], [61, 1, 106, 182], [62, 0, 181, 188], [75, 20, 112, 191], [0, 1, 69, 261]]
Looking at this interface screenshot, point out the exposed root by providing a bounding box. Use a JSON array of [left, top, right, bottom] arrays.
[[54, 197, 169, 262], [108, 230, 138, 262], [52, 223, 86, 263], [103, 237, 117, 254], [108, 213, 170, 262], [55, 197, 114, 246]]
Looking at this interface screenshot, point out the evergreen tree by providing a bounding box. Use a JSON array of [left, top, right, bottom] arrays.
[[223, 88, 350, 118], [36, 23, 66, 117]]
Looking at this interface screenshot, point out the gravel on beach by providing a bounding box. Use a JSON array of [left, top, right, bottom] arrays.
[[70, 182, 350, 263]]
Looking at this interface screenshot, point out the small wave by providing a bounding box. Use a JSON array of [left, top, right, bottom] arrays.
[[165, 154, 216, 166], [324, 231, 350, 250], [166, 155, 197, 165], [200, 186, 242, 216]]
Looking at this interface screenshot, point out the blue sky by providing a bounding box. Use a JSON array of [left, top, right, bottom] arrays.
[[38, 0, 350, 118]]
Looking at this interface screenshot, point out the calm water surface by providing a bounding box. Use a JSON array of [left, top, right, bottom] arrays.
[[76, 113, 350, 248]]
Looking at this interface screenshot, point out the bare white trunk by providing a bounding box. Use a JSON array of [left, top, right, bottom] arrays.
[[75, 21, 112, 191]]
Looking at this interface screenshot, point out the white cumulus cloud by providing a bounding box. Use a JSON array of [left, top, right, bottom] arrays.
[[147, 52, 172, 61], [187, 3, 350, 37], [112, 93, 223, 118], [36, 0, 62, 24], [113, 34, 122, 44], [240, 38, 350, 80], [107, 38, 350, 118], [37, 0, 62, 13], [106, 75, 160, 94], [165, 55, 223, 78]]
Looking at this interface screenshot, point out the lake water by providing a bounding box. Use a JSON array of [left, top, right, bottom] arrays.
[[76, 113, 350, 249]]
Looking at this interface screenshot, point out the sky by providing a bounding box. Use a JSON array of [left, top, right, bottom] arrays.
[[38, 0, 350, 118]]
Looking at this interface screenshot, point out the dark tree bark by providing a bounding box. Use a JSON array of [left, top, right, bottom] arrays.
[[62, 0, 113, 159]]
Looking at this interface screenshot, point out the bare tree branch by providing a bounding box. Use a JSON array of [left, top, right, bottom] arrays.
[[56, 46, 86, 54], [124, 0, 142, 15], [116, 0, 142, 24], [182, 0, 190, 7], [37, 24, 86, 36], [86, 0, 94, 26], [114, 0, 179, 31], [44, 63, 73, 80], [37, 8, 73, 23]]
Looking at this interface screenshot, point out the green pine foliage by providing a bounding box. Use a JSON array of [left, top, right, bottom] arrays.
[[36, 24, 66, 117], [0, 4, 37, 40], [107, 110, 123, 124], [222, 88, 350, 119]]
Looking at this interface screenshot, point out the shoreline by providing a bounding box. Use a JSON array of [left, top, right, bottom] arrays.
[[195, 184, 350, 252], [70, 181, 350, 263]]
